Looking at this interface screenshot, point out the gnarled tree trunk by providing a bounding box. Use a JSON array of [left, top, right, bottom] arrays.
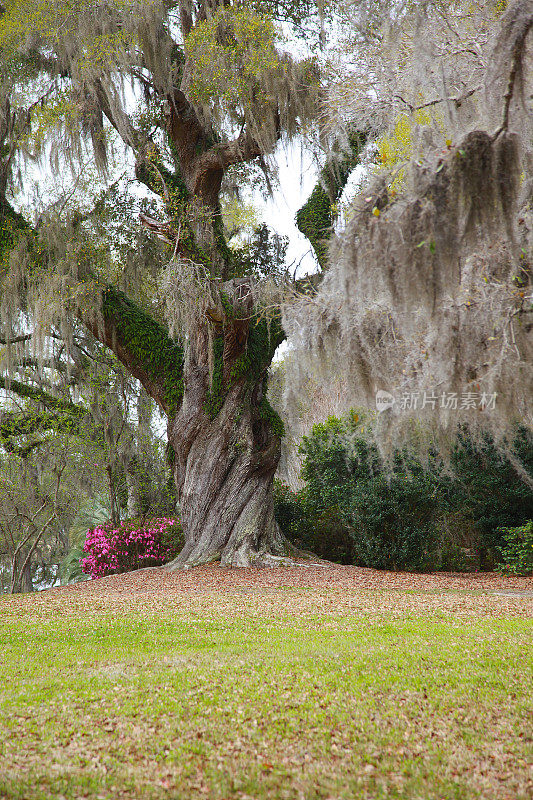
[[168, 381, 288, 568], [166, 280, 293, 568]]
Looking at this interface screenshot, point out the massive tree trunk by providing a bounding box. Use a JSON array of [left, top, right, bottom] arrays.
[[168, 379, 288, 568], [166, 281, 292, 568], [94, 280, 295, 568]]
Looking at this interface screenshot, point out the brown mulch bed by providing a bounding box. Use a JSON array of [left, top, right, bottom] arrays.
[[48, 563, 533, 597], [18, 564, 527, 620]]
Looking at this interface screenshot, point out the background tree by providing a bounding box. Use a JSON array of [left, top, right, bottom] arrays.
[[0, 327, 178, 591], [285, 0, 533, 454]]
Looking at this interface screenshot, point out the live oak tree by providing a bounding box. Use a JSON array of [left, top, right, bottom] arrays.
[[0, 0, 361, 567]]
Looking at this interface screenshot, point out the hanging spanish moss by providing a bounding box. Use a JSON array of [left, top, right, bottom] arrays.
[[183, 6, 321, 158], [284, 0, 533, 456]]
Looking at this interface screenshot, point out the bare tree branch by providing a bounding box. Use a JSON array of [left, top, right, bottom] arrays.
[[0, 334, 32, 345], [494, 11, 533, 138], [394, 85, 481, 113]]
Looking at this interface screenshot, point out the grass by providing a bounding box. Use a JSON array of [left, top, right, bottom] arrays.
[[0, 589, 532, 800]]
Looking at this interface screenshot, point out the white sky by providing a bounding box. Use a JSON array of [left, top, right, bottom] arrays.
[[259, 144, 319, 278]]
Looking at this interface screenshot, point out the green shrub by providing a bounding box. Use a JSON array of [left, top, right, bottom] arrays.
[[342, 465, 442, 571], [497, 521, 533, 576], [302, 509, 354, 564], [297, 413, 445, 571], [449, 428, 533, 566], [295, 412, 533, 572], [273, 480, 354, 564]]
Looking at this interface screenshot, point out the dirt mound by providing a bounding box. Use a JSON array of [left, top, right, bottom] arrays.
[[49, 563, 533, 598]]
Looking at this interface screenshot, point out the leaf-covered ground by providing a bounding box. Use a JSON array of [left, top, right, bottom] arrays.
[[1, 565, 532, 800]]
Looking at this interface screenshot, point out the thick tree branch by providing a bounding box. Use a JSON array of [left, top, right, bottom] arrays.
[[0, 334, 32, 344], [0, 370, 89, 447], [93, 79, 142, 151], [1, 437, 47, 458], [82, 287, 184, 417], [167, 88, 210, 178], [179, 0, 194, 38], [0, 376, 84, 415], [296, 132, 366, 269], [0, 409, 82, 441], [138, 212, 177, 244], [192, 131, 262, 201]]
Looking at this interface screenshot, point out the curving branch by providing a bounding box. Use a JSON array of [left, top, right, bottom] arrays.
[[492, 1, 533, 139], [82, 287, 184, 417], [394, 85, 481, 113], [296, 132, 366, 270], [194, 131, 262, 184], [0, 408, 84, 442], [0, 196, 183, 421], [0, 376, 84, 415], [0, 334, 32, 345]]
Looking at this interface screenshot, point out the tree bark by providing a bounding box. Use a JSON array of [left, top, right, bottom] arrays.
[[165, 283, 295, 568], [22, 559, 33, 593], [167, 379, 290, 568]]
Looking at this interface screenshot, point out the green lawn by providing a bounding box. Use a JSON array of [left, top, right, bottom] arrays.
[[0, 590, 531, 800]]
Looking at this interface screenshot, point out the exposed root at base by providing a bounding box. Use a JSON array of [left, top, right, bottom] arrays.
[[165, 548, 334, 571]]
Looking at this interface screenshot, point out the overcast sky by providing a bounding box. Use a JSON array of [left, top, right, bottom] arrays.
[[258, 144, 319, 279]]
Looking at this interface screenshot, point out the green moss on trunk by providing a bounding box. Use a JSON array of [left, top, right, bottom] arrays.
[[204, 316, 285, 439], [204, 335, 225, 419], [296, 132, 366, 269], [102, 287, 184, 416], [259, 396, 284, 437]]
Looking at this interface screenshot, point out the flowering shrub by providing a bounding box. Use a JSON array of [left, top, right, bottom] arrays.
[[81, 517, 183, 579]]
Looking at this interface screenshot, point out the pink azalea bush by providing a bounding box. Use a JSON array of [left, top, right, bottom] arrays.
[[81, 517, 183, 579]]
